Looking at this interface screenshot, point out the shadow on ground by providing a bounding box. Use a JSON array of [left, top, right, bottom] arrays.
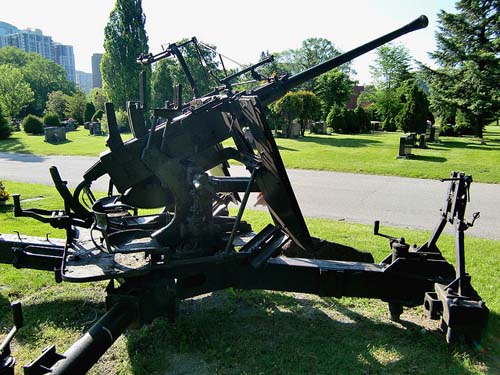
[[123, 290, 496, 375], [294, 134, 382, 148], [0, 289, 496, 374]]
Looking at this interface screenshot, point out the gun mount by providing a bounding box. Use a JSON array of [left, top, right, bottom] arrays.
[[0, 15, 489, 374]]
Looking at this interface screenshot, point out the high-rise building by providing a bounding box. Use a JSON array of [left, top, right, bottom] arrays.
[[76, 71, 92, 94], [91, 53, 103, 88], [53, 43, 76, 83], [0, 20, 76, 83]]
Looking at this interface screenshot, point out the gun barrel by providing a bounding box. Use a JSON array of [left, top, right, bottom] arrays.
[[255, 15, 428, 106]]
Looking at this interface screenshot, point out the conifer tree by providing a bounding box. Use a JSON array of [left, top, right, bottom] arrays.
[[422, 0, 500, 137], [396, 82, 430, 134], [101, 0, 150, 109]]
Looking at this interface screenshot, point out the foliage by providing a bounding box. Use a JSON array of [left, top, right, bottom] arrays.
[[162, 39, 220, 103], [326, 107, 362, 134], [0, 107, 12, 140], [0, 64, 34, 119], [367, 44, 414, 124], [382, 116, 397, 132], [326, 106, 346, 133], [45, 91, 68, 120], [271, 92, 303, 137], [315, 69, 354, 115], [92, 109, 104, 122], [295, 90, 322, 135], [0, 47, 74, 116], [89, 88, 108, 112], [65, 92, 87, 124], [43, 113, 61, 127], [151, 59, 176, 108], [22, 115, 44, 134], [84, 102, 96, 123], [275, 38, 344, 92], [0, 181, 10, 201], [422, 0, 500, 138], [102, 0, 150, 109], [370, 44, 413, 90], [354, 106, 371, 133], [395, 81, 430, 133]]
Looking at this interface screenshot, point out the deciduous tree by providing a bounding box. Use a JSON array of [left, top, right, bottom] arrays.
[[45, 91, 68, 119], [0, 64, 34, 119]]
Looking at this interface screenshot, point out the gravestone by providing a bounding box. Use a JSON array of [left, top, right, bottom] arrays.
[[44, 127, 66, 143]]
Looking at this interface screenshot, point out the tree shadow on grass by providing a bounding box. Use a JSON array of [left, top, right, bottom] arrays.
[[411, 154, 447, 163], [124, 290, 493, 375], [0, 138, 33, 154], [432, 140, 500, 151], [294, 134, 382, 148], [1, 289, 495, 374]]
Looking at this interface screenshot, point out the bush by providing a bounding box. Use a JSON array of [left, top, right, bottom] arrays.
[[0, 181, 11, 202], [43, 113, 61, 127], [0, 108, 12, 140], [440, 124, 457, 136], [382, 117, 397, 132], [354, 106, 371, 133], [91, 109, 104, 122], [326, 106, 346, 133], [344, 109, 360, 133], [22, 115, 44, 134]]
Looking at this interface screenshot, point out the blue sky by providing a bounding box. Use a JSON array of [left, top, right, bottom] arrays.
[[2, 0, 457, 84]]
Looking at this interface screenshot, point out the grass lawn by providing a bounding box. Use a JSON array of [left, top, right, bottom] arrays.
[[1, 125, 500, 182], [0, 181, 498, 374]]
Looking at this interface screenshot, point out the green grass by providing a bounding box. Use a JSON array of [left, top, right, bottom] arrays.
[[0, 181, 498, 374], [0, 127, 114, 156], [1, 126, 500, 182], [272, 126, 500, 183]]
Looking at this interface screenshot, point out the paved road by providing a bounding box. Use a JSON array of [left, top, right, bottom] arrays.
[[1, 151, 499, 240]]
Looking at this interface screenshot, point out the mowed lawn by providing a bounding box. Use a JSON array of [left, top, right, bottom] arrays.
[[0, 181, 498, 374], [1, 125, 499, 183]]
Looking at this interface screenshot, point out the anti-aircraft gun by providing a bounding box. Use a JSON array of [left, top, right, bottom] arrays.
[[0, 15, 489, 374]]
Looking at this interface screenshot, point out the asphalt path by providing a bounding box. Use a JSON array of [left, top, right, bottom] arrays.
[[1, 151, 499, 240]]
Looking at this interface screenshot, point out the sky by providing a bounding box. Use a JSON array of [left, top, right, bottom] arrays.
[[2, 0, 457, 85]]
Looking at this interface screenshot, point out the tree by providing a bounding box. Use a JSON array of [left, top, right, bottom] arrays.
[[315, 69, 354, 114], [168, 39, 220, 102], [45, 91, 68, 119], [296, 91, 322, 135], [21, 54, 74, 115], [395, 81, 430, 133], [151, 59, 176, 108], [0, 64, 34, 119], [84, 102, 96, 123], [89, 88, 108, 112], [272, 92, 303, 137], [354, 106, 371, 132], [422, 0, 500, 138], [0, 47, 74, 116], [65, 92, 87, 124], [275, 38, 344, 92], [368, 44, 413, 124], [370, 44, 413, 90], [102, 0, 150, 109], [0, 106, 12, 140]]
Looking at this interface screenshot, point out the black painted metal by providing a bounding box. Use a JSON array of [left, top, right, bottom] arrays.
[[0, 15, 489, 373]]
